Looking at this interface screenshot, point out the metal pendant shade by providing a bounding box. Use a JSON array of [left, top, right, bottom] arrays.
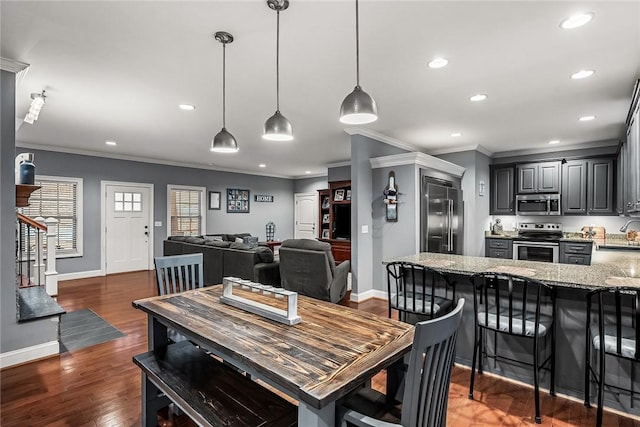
[[263, 0, 293, 141], [211, 31, 239, 153], [264, 110, 293, 141], [211, 128, 238, 153], [340, 0, 378, 125], [340, 85, 378, 124]]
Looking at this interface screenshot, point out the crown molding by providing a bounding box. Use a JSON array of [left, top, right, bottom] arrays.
[[326, 160, 351, 169], [0, 57, 29, 74], [15, 141, 294, 180], [427, 144, 493, 157], [369, 152, 466, 178], [292, 172, 328, 180], [491, 139, 620, 158], [344, 128, 420, 152]]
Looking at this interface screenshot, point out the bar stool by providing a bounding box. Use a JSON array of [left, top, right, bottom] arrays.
[[386, 261, 456, 323], [468, 272, 556, 424], [584, 287, 640, 427]]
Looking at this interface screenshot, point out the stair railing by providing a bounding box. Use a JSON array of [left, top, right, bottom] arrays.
[[16, 213, 58, 296]]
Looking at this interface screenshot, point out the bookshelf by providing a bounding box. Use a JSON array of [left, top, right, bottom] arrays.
[[317, 180, 351, 264]]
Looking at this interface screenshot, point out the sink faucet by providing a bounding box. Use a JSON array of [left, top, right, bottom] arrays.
[[620, 219, 640, 232]]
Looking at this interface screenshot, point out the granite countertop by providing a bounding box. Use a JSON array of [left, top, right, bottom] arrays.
[[385, 251, 640, 290]]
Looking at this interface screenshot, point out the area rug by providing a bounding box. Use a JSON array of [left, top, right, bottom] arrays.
[[60, 309, 125, 352]]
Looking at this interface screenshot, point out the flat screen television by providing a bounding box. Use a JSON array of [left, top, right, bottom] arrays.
[[332, 204, 351, 240]]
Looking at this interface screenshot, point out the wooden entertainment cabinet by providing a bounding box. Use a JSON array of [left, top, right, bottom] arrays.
[[318, 180, 351, 263]]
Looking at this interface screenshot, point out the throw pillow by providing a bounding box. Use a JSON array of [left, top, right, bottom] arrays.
[[253, 246, 274, 263], [243, 236, 259, 249], [235, 237, 244, 243], [230, 242, 251, 250], [186, 236, 205, 244], [168, 236, 188, 242]]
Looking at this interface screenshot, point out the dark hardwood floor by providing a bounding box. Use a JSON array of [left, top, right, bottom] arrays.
[[1, 271, 638, 426]]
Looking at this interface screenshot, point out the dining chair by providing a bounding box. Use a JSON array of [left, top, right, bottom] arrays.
[[154, 253, 204, 344], [338, 298, 465, 427], [154, 253, 204, 296], [386, 261, 456, 323], [584, 286, 640, 427], [469, 272, 556, 424]]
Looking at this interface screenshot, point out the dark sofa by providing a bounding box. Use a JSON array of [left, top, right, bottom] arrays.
[[163, 234, 280, 286]]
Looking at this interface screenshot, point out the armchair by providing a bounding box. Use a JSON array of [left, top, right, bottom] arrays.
[[278, 239, 350, 303]]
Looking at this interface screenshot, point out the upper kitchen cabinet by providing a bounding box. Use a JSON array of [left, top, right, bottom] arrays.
[[623, 80, 640, 215], [562, 158, 615, 215], [517, 161, 560, 193], [490, 165, 515, 215]]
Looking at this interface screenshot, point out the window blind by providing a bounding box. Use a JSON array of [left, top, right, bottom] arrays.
[[170, 189, 202, 236], [21, 178, 79, 255]]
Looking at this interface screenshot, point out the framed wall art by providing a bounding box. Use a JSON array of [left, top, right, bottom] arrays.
[[227, 188, 250, 213], [208, 191, 221, 210]]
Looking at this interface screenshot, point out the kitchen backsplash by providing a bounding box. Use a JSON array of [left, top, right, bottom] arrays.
[[489, 215, 635, 234]]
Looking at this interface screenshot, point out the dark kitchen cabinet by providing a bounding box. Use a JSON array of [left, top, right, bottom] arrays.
[[485, 238, 513, 259], [562, 158, 614, 215], [517, 161, 560, 193], [562, 161, 587, 214], [623, 80, 640, 214], [490, 165, 515, 215], [559, 241, 593, 265]]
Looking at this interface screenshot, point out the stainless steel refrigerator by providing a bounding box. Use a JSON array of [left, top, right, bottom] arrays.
[[421, 177, 464, 254]]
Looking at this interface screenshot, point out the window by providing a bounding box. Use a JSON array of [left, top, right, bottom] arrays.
[[167, 185, 206, 237], [114, 191, 142, 212], [20, 176, 83, 257]]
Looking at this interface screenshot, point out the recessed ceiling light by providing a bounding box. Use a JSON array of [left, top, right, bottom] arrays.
[[428, 58, 448, 69], [560, 12, 594, 30], [105, 141, 117, 146], [451, 132, 462, 137], [470, 94, 487, 102], [305, 171, 311, 174], [571, 69, 595, 79], [579, 115, 596, 121], [178, 104, 196, 111], [259, 164, 266, 168], [548, 140, 560, 145]]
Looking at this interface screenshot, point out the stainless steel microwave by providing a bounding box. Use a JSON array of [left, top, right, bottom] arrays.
[[515, 194, 561, 216]]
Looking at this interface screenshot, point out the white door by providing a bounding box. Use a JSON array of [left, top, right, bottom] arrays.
[[105, 184, 151, 274], [294, 193, 318, 239]]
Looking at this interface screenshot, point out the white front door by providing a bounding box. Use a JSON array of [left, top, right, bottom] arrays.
[[294, 193, 318, 239], [105, 184, 151, 274]]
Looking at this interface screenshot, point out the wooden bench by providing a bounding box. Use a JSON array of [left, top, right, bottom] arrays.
[[133, 341, 297, 427]]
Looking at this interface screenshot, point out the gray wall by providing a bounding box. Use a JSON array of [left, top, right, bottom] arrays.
[[351, 134, 409, 295], [328, 165, 350, 182], [2, 70, 58, 355], [18, 148, 296, 274], [437, 150, 491, 257], [371, 164, 418, 292], [293, 176, 327, 193]]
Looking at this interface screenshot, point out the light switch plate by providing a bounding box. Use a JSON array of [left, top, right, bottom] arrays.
[[361, 225, 369, 234], [154, 221, 162, 227]]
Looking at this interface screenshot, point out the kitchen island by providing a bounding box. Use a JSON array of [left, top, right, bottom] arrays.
[[384, 251, 640, 418]]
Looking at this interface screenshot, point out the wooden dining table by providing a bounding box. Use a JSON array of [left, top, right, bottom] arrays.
[[132, 284, 414, 427]]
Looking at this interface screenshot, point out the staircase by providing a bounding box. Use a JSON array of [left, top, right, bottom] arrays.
[[16, 213, 59, 296]]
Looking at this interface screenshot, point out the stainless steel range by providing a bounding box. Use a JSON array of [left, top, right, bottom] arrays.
[[513, 222, 563, 263]]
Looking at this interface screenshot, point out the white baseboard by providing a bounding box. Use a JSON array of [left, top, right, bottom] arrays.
[[0, 340, 59, 369], [58, 269, 103, 281], [351, 289, 388, 302]]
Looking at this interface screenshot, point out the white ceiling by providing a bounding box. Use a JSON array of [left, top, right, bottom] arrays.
[[2, 1, 640, 178]]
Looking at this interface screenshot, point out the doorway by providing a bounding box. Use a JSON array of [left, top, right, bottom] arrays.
[[294, 193, 318, 239], [101, 181, 154, 274]]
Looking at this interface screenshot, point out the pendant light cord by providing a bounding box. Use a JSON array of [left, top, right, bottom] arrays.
[[222, 42, 227, 128], [276, 10, 281, 112], [355, 0, 360, 87]]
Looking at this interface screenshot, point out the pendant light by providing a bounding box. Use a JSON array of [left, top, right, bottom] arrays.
[[211, 31, 239, 153], [263, 0, 293, 141], [339, 0, 378, 125]]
